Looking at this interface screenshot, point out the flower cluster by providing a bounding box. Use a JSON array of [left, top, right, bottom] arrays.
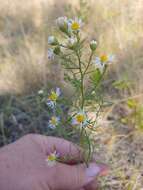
[[47, 16, 114, 73], [45, 16, 115, 166], [46, 87, 61, 130], [47, 17, 83, 60]]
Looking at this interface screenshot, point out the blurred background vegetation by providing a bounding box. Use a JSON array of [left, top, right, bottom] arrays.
[[0, 0, 143, 189]]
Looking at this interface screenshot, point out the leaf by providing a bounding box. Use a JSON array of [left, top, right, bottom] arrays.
[[127, 99, 137, 109], [90, 69, 102, 86]]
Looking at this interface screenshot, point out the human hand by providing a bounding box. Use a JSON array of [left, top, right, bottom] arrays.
[[0, 134, 108, 190]]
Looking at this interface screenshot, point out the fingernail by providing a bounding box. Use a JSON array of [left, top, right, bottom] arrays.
[[85, 163, 101, 183]]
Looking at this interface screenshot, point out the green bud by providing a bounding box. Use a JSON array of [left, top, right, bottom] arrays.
[[48, 36, 59, 46], [56, 17, 70, 36], [90, 40, 97, 51]]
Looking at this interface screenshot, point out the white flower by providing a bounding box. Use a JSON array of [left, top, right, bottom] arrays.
[[96, 54, 115, 65], [56, 17, 69, 34], [48, 116, 60, 129], [38, 90, 44, 95], [107, 54, 115, 63], [68, 18, 83, 32], [47, 48, 54, 60], [47, 88, 61, 109], [55, 87, 61, 97], [90, 40, 97, 51], [71, 110, 88, 127], [46, 151, 59, 167], [93, 54, 115, 73], [48, 36, 58, 45], [56, 16, 68, 28], [93, 57, 105, 73]]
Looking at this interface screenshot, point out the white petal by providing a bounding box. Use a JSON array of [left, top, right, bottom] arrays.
[[46, 101, 56, 109], [98, 64, 105, 73], [56, 87, 61, 96], [67, 22, 72, 33], [108, 54, 115, 63], [48, 124, 56, 129], [46, 160, 56, 167], [56, 117, 60, 123], [48, 36, 55, 44], [83, 120, 89, 127], [71, 118, 78, 125], [95, 57, 101, 65]]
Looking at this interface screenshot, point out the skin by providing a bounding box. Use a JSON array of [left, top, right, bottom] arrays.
[[0, 134, 108, 190]]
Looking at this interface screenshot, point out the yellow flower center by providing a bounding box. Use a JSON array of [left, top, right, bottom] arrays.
[[47, 154, 56, 161], [100, 55, 108, 62], [76, 114, 85, 123], [48, 91, 58, 101], [51, 117, 57, 125], [71, 22, 80, 30]]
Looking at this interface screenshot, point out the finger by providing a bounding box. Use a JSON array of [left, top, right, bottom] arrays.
[[84, 163, 109, 190], [34, 134, 84, 162], [84, 180, 98, 190], [45, 162, 102, 190]]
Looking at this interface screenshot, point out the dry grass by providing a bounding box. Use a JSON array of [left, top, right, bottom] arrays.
[[0, 0, 143, 189], [93, 124, 143, 189]]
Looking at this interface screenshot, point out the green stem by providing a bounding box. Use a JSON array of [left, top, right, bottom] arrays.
[[83, 51, 94, 75], [76, 51, 84, 109], [75, 35, 94, 166], [84, 128, 92, 167]]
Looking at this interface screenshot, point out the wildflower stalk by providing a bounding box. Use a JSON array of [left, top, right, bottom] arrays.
[[83, 51, 94, 75], [47, 17, 114, 167], [76, 50, 84, 109], [84, 128, 92, 166], [74, 34, 93, 166]]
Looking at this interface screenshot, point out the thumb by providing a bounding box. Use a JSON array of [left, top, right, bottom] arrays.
[[49, 162, 102, 190]]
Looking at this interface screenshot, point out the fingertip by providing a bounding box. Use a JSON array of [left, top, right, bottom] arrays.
[[85, 163, 102, 184]]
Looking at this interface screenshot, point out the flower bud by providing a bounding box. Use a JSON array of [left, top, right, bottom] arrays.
[[56, 17, 69, 34], [90, 40, 97, 51], [68, 37, 77, 49], [48, 36, 58, 45]]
